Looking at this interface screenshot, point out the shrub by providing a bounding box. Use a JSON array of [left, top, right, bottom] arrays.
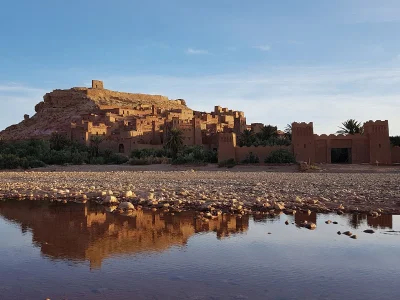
[[106, 153, 129, 164], [71, 151, 87, 165], [28, 159, 46, 168], [102, 149, 114, 160], [128, 156, 170, 165], [42, 150, 71, 165], [206, 150, 218, 163], [0, 154, 22, 169], [218, 158, 237, 168], [241, 152, 260, 164], [128, 157, 151, 165], [131, 148, 170, 159], [265, 149, 296, 164], [151, 157, 171, 164], [89, 157, 105, 165]]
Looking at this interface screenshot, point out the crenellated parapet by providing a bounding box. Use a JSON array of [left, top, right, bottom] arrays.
[[292, 122, 314, 137], [363, 120, 389, 136], [292, 122, 313, 127], [314, 133, 366, 140]]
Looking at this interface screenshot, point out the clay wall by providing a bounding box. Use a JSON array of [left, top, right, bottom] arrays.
[[221, 115, 234, 125], [218, 132, 236, 162], [86, 89, 170, 103], [70, 126, 88, 144], [88, 124, 108, 137], [234, 116, 247, 135], [313, 134, 369, 163]]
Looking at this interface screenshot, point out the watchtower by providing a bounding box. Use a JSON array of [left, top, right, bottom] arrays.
[[218, 132, 236, 162], [364, 120, 391, 164], [92, 80, 104, 89], [292, 122, 315, 163]]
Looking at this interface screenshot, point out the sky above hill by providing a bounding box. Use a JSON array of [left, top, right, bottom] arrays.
[[1, 0, 400, 135]]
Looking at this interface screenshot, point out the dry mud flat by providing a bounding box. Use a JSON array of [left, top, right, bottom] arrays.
[[0, 169, 400, 216]]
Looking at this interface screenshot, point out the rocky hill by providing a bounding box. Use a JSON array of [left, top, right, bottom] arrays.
[[0, 82, 190, 140]]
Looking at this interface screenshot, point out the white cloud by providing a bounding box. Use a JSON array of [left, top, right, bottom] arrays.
[[186, 48, 209, 55], [253, 45, 271, 51]]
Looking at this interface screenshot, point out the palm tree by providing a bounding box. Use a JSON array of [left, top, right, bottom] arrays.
[[259, 125, 278, 141], [390, 136, 400, 147], [337, 119, 364, 135], [238, 129, 255, 146], [284, 123, 292, 141], [90, 135, 103, 157], [165, 128, 184, 159]]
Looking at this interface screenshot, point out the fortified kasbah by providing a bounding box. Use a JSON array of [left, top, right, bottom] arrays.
[[0, 79, 399, 165]]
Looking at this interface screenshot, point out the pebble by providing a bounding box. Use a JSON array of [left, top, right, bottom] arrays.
[[0, 169, 398, 215]]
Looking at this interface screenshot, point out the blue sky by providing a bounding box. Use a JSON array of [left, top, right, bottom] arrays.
[[1, 0, 400, 134]]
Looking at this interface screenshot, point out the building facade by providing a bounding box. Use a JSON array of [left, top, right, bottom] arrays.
[[218, 120, 399, 165]]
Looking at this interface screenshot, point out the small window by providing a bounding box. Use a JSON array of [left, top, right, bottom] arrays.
[[304, 144, 306, 148], [379, 144, 381, 148]]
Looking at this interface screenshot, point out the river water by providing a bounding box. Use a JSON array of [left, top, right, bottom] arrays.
[[0, 200, 399, 300]]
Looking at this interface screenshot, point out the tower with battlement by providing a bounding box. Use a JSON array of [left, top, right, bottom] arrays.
[[218, 132, 236, 162], [92, 80, 104, 89], [363, 120, 391, 164], [292, 122, 315, 163]]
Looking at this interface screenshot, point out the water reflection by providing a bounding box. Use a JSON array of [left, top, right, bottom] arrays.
[[295, 211, 317, 225], [367, 214, 392, 229], [0, 200, 249, 269], [347, 214, 367, 229], [0, 200, 395, 272]]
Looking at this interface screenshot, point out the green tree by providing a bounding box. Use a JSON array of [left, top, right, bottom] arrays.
[[284, 123, 292, 141], [50, 132, 70, 150], [390, 136, 400, 147], [165, 128, 184, 159], [258, 125, 278, 140], [238, 129, 255, 146], [90, 135, 103, 157], [337, 119, 364, 135]]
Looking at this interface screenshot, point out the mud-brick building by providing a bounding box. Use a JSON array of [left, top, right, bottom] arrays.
[[218, 120, 400, 165], [292, 120, 392, 164]]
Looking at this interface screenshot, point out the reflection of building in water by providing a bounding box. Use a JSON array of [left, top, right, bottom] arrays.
[[367, 215, 392, 229], [252, 213, 281, 223], [0, 201, 248, 269], [347, 214, 367, 229], [295, 212, 317, 226]]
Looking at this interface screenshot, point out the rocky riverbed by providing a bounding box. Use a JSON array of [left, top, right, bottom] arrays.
[[0, 169, 400, 216]]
